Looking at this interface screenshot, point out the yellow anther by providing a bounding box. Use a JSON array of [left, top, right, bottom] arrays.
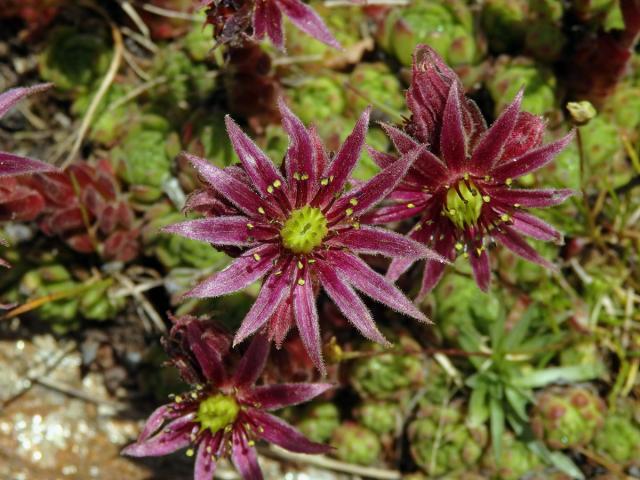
[[349, 198, 358, 206], [273, 179, 282, 188], [247, 223, 254, 229], [253, 253, 261, 261], [505, 178, 513, 186], [186, 449, 194, 457], [407, 203, 415, 209], [346, 208, 354, 216], [320, 178, 329, 186], [301, 173, 309, 180], [298, 279, 306, 286], [455, 242, 463, 251], [258, 207, 266, 215], [482, 195, 490, 203], [267, 185, 274, 194], [500, 214, 510, 222], [297, 261, 304, 269]]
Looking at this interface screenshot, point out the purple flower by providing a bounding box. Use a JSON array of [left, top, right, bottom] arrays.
[[367, 45, 573, 294], [165, 99, 443, 373], [0, 84, 56, 178], [122, 317, 332, 480], [200, 0, 341, 50]]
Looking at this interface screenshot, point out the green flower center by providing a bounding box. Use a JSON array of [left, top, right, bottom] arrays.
[[444, 179, 484, 230], [280, 205, 328, 254], [196, 393, 240, 434]]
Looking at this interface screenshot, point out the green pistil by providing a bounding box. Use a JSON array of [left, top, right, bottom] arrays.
[[444, 179, 484, 230], [196, 393, 240, 434], [280, 205, 328, 254]]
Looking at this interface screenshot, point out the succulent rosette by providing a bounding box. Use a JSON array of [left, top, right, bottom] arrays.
[[165, 99, 441, 373], [122, 316, 332, 480], [200, 0, 341, 50], [368, 45, 573, 293]]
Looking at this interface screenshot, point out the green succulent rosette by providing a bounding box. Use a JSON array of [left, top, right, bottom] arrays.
[[524, 20, 566, 63], [351, 334, 425, 401], [287, 75, 347, 125], [603, 82, 640, 139], [111, 115, 179, 203], [381, 0, 480, 69], [486, 56, 557, 116], [296, 402, 340, 443], [39, 26, 112, 92], [331, 422, 381, 466], [345, 63, 405, 118], [592, 413, 640, 465], [354, 401, 398, 436], [531, 386, 606, 449], [571, 0, 624, 30], [409, 400, 488, 477], [482, 431, 543, 480], [481, 0, 528, 53]]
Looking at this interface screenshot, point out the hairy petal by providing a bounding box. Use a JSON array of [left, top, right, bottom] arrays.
[[499, 112, 545, 162], [313, 108, 370, 207], [493, 227, 555, 269], [137, 405, 175, 442], [225, 116, 288, 199], [486, 187, 573, 208], [491, 132, 574, 180], [469, 248, 491, 292], [316, 261, 389, 345], [195, 435, 218, 480], [234, 262, 294, 345], [275, 0, 341, 48], [233, 332, 271, 389], [380, 122, 421, 154], [330, 226, 444, 261], [326, 250, 428, 322], [122, 414, 195, 457], [254, 0, 283, 49], [185, 244, 277, 298], [509, 211, 562, 243], [293, 268, 324, 374], [231, 430, 263, 480], [440, 83, 467, 172], [251, 410, 331, 454], [419, 228, 457, 297], [246, 383, 333, 410], [0, 84, 52, 118], [471, 88, 523, 171], [162, 216, 274, 246]]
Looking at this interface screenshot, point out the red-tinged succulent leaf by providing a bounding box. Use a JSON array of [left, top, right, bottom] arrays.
[[104, 230, 140, 262], [245, 383, 333, 410], [250, 409, 332, 454], [0, 178, 45, 221], [185, 244, 278, 299]]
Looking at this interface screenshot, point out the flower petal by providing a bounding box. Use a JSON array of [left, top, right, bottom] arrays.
[[293, 267, 324, 375], [316, 260, 389, 345], [499, 112, 545, 162], [330, 226, 445, 262], [137, 404, 175, 442], [186, 153, 281, 219], [380, 122, 421, 154], [275, 0, 341, 48], [490, 132, 574, 180], [418, 227, 457, 297], [254, 0, 284, 49], [0, 84, 52, 118], [509, 211, 562, 243], [245, 383, 333, 410], [366, 146, 396, 169], [122, 413, 195, 457], [231, 430, 263, 480], [325, 250, 429, 322], [162, 216, 275, 246], [250, 410, 331, 454], [233, 332, 271, 388], [0, 152, 56, 177], [440, 82, 467, 172], [186, 320, 230, 385], [469, 248, 491, 292], [493, 226, 555, 269], [330, 144, 425, 217], [234, 261, 295, 345], [225, 116, 289, 201], [195, 434, 218, 480], [485, 187, 573, 208], [470, 88, 523, 172], [313, 108, 370, 208], [185, 244, 278, 298], [362, 198, 428, 225]]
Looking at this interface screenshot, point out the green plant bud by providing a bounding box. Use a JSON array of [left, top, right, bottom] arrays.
[[39, 26, 112, 92], [481, 0, 528, 53], [352, 335, 425, 401], [531, 386, 606, 449], [297, 402, 340, 443], [355, 401, 398, 436], [482, 431, 543, 480], [486, 56, 556, 115], [288, 76, 347, 125], [346, 63, 405, 117], [331, 422, 381, 466], [111, 115, 176, 202], [593, 414, 640, 465], [409, 401, 487, 476], [384, 1, 479, 67], [567, 100, 597, 125]]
